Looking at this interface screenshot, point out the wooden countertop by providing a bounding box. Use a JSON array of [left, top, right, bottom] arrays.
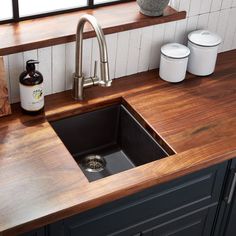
[[0, 50, 236, 236]]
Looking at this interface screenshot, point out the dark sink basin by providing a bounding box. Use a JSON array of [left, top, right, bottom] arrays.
[[50, 104, 169, 182]]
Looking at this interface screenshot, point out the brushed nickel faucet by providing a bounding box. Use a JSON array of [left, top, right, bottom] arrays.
[[72, 14, 112, 100]]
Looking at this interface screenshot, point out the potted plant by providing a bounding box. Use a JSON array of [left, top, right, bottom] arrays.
[[137, 0, 170, 16]]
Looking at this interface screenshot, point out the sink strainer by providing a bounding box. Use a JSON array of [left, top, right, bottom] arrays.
[[81, 155, 106, 172]]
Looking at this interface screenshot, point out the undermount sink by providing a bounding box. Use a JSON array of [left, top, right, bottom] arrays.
[[50, 104, 169, 182]]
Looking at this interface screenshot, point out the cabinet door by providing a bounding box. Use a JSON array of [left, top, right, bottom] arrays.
[[151, 206, 217, 236], [221, 159, 236, 236], [123, 205, 218, 236], [49, 162, 227, 236], [216, 159, 236, 236], [224, 191, 236, 236], [20, 227, 46, 236]]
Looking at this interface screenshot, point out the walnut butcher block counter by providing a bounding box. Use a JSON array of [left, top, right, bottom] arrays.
[[0, 50, 236, 236]]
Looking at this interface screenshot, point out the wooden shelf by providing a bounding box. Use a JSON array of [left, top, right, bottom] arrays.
[[0, 2, 186, 56]]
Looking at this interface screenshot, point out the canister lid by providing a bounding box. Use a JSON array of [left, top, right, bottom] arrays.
[[188, 30, 222, 47], [161, 43, 190, 59]]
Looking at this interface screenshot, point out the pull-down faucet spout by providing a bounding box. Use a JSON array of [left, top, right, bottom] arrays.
[[73, 14, 112, 100]]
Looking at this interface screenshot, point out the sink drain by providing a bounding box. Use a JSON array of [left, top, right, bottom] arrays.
[[81, 155, 106, 173]]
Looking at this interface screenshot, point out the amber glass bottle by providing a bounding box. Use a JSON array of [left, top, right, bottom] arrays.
[[19, 60, 44, 115]]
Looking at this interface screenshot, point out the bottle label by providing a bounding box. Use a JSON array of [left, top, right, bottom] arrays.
[[19, 83, 44, 111]]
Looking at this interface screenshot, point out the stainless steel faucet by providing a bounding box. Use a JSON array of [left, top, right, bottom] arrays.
[[72, 14, 112, 100]]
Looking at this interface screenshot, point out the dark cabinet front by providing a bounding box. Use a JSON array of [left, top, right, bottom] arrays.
[[21, 160, 236, 236], [110, 205, 219, 236], [47, 161, 227, 236], [215, 159, 236, 236]]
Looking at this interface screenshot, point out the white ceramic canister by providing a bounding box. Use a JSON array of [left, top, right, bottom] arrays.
[[159, 43, 190, 83], [187, 30, 222, 76]]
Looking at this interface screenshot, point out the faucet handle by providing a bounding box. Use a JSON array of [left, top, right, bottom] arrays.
[[93, 60, 98, 78]]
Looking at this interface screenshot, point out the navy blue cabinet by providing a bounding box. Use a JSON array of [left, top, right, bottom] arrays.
[[131, 206, 218, 236], [21, 160, 234, 236], [214, 159, 236, 236], [20, 228, 46, 236], [46, 161, 227, 236]]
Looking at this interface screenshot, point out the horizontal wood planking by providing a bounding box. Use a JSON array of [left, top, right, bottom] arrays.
[[0, 49, 236, 235], [0, 3, 185, 56]]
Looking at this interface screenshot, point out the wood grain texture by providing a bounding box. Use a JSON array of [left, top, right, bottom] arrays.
[[0, 57, 11, 117], [0, 50, 236, 235], [0, 3, 186, 56]]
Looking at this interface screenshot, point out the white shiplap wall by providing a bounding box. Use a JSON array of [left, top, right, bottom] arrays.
[[3, 0, 236, 103]]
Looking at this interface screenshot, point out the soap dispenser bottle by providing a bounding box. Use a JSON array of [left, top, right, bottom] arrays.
[[19, 60, 44, 115]]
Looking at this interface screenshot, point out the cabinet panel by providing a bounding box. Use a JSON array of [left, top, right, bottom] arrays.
[[113, 205, 218, 236], [224, 194, 236, 236], [49, 162, 227, 236], [129, 205, 218, 236], [152, 206, 217, 236], [20, 227, 46, 236], [216, 159, 236, 236], [221, 159, 236, 236]]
